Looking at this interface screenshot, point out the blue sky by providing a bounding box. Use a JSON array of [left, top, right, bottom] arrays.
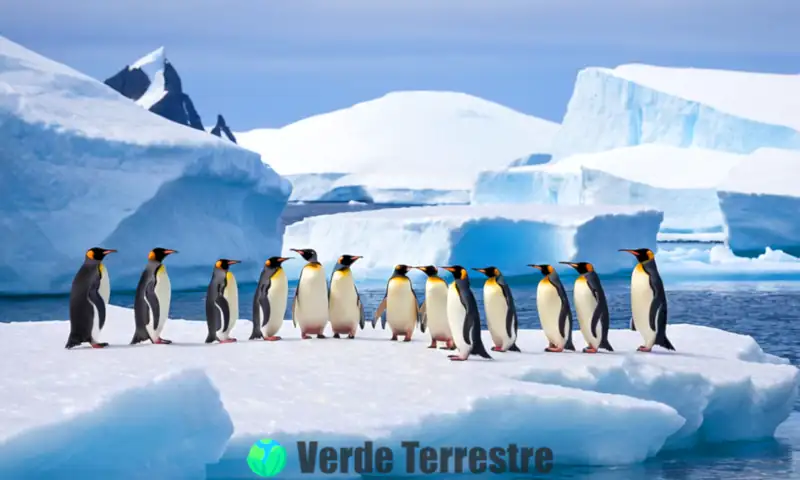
[[2, 0, 799, 130]]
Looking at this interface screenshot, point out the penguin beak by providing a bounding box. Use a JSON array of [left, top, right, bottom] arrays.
[[440, 266, 455, 272], [351, 256, 362, 261], [559, 261, 577, 268], [278, 257, 292, 263], [290, 248, 304, 254], [472, 268, 486, 273], [228, 260, 241, 265], [103, 249, 117, 255], [413, 266, 426, 271], [619, 249, 636, 255], [528, 264, 542, 270], [164, 249, 177, 255]]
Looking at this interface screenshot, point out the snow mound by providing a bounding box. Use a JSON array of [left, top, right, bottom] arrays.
[[0, 35, 290, 294], [655, 245, 800, 280], [717, 148, 800, 257], [473, 145, 745, 234], [0, 306, 795, 477], [281, 204, 663, 282], [0, 369, 233, 479], [237, 91, 559, 203], [551, 65, 800, 161]]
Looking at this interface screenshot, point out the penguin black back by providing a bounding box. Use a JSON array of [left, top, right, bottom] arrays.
[[446, 266, 492, 359]]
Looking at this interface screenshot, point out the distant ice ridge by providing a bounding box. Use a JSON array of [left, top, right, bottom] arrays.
[[0, 306, 796, 478], [237, 91, 559, 204], [717, 148, 800, 257], [0, 35, 291, 294], [473, 145, 744, 233], [551, 65, 800, 161], [0, 369, 233, 479], [657, 245, 800, 278], [281, 204, 662, 282]]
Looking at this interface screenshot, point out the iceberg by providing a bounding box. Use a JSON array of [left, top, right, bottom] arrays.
[[656, 245, 800, 280], [280, 204, 663, 282], [551, 65, 800, 161], [473, 145, 745, 234], [717, 148, 800, 257], [237, 91, 559, 204], [0, 35, 291, 294], [0, 306, 795, 478]]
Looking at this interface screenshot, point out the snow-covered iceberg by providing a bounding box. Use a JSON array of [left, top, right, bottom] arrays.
[[236, 91, 559, 204], [717, 148, 800, 257], [281, 204, 663, 281], [473, 145, 745, 234], [0, 35, 291, 294], [551, 64, 800, 161], [0, 306, 796, 478]]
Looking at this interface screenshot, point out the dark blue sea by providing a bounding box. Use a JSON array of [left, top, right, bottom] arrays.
[[1, 277, 799, 479]]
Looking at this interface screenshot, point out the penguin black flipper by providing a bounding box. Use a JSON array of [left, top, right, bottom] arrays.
[[496, 276, 520, 351], [216, 295, 231, 334], [251, 271, 271, 340], [586, 272, 613, 351], [132, 269, 153, 345], [250, 290, 263, 340], [456, 282, 491, 359], [372, 283, 389, 329], [410, 285, 424, 333], [646, 262, 675, 351], [88, 272, 107, 332], [67, 265, 95, 348], [551, 275, 575, 351], [145, 279, 161, 333], [418, 301, 428, 333], [355, 284, 366, 330]]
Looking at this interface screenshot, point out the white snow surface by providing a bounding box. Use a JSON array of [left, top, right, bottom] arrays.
[[281, 204, 663, 282], [237, 91, 558, 203], [551, 64, 800, 161], [0, 35, 291, 293], [0, 306, 796, 478], [130, 46, 168, 109], [717, 148, 800, 256]]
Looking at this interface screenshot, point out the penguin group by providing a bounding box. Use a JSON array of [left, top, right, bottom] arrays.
[[66, 246, 675, 360]]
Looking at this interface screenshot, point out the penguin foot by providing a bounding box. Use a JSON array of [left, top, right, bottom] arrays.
[[155, 338, 173, 345], [220, 338, 237, 344], [491, 346, 504, 352], [333, 333, 341, 339], [317, 334, 326, 339], [301, 334, 312, 340], [403, 335, 413, 342], [582, 347, 598, 354], [637, 346, 652, 352], [390, 334, 398, 341], [91, 342, 108, 349], [347, 333, 355, 339], [448, 355, 467, 362], [545, 346, 564, 353], [265, 336, 282, 341], [428, 341, 437, 348]]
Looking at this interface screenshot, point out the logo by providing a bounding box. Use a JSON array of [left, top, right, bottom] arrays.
[[247, 439, 287, 478]]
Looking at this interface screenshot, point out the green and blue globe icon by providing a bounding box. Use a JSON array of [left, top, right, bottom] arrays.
[[247, 439, 287, 477]]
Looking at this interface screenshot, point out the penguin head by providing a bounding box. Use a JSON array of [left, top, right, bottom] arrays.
[[528, 264, 553, 276], [472, 266, 500, 278], [619, 248, 655, 263], [337, 255, 362, 267], [148, 248, 177, 263], [265, 256, 291, 269], [441, 265, 468, 280], [393, 264, 411, 276], [290, 248, 318, 263], [414, 265, 439, 277], [86, 247, 116, 262], [215, 259, 240, 270], [559, 261, 594, 274]]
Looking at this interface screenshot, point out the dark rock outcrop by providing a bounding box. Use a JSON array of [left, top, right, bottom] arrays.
[[210, 114, 237, 143]]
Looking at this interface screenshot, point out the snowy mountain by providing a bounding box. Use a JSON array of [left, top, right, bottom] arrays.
[[552, 64, 800, 161], [210, 114, 237, 143], [236, 91, 559, 204], [105, 47, 223, 132], [0, 35, 290, 294]]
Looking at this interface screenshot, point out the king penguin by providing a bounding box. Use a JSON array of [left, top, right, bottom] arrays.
[[473, 267, 520, 352], [329, 255, 366, 339], [560, 261, 613, 353], [66, 247, 117, 349], [373, 265, 419, 341], [132, 248, 178, 345], [205, 258, 241, 344], [291, 248, 329, 339], [250, 256, 291, 341], [441, 266, 491, 361], [529, 264, 575, 352], [620, 248, 675, 352], [415, 266, 454, 350]]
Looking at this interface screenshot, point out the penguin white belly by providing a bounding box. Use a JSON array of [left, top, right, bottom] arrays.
[[447, 284, 469, 354], [329, 271, 360, 333], [386, 279, 417, 334], [154, 267, 171, 337], [92, 266, 111, 341], [424, 281, 451, 340], [573, 278, 598, 348], [295, 266, 329, 329], [264, 269, 288, 337], [631, 266, 656, 346], [484, 282, 511, 349], [537, 280, 565, 346], [218, 272, 239, 339]]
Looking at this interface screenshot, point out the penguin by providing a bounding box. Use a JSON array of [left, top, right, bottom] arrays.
[[291, 248, 329, 339], [250, 256, 291, 341], [66, 247, 117, 349], [559, 261, 614, 353], [328, 255, 366, 339], [414, 266, 455, 350], [440, 266, 491, 361], [372, 265, 419, 341], [473, 267, 521, 353], [131, 248, 177, 345], [205, 258, 241, 344], [529, 264, 575, 353], [619, 248, 675, 352]]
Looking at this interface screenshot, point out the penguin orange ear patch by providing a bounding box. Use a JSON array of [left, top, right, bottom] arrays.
[[148, 251, 156, 261], [215, 260, 223, 269], [265, 259, 272, 267], [86, 250, 94, 260]]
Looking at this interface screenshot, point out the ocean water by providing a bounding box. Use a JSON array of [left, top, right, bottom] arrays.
[[1, 277, 799, 479]]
